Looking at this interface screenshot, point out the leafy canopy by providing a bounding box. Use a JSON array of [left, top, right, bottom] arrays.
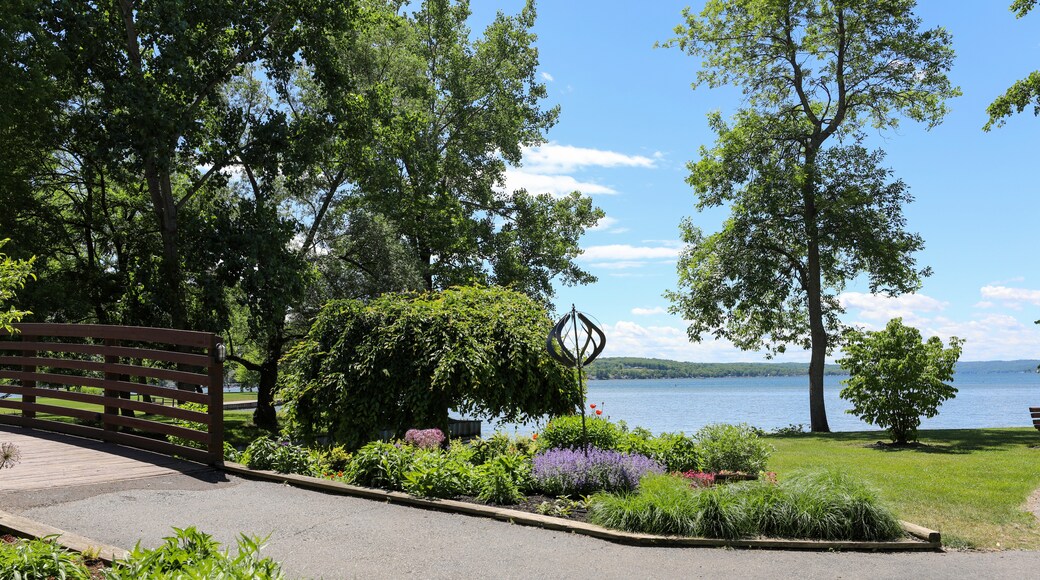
[[838, 318, 963, 444], [985, 1, 1040, 129]]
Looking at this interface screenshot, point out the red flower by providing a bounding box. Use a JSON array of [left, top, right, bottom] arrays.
[[590, 403, 596, 409], [532, 433, 539, 440], [595, 409, 603, 416]]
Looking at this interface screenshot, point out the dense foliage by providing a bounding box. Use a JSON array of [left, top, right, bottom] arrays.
[[0, 536, 90, 580], [694, 423, 773, 474], [107, 527, 284, 579], [585, 357, 845, 380], [0, 240, 34, 332], [838, 318, 963, 444], [279, 286, 578, 448], [664, 0, 959, 432], [2, 0, 600, 432]]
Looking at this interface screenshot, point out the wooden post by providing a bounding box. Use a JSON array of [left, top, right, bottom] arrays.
[[21, 334, 35, 419], [208, 335, 224, 466], [102, 338, 119, 441]]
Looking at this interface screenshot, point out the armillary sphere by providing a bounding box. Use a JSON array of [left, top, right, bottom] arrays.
[[546, 306, 606, 369]]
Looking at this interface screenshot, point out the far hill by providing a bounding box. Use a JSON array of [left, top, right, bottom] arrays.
[[585, 357, 1040, 380], [585, 358, 845, 380]]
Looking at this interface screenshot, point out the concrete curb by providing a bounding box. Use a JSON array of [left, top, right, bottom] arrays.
[[0, 508, 128, 564], [221, 462, 943, 552]]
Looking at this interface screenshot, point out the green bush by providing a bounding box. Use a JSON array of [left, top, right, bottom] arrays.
[[0, 239, 35, 333], [402, 451, 472, 498], [839, 318, 963, 444], [694, 423, 772, 473], [468, 432, 536, 465], [106, 526, 284, 579], [0, 535, 90, 580], [538, 415, 626, 451], [278, 286, 578, 448], [475, 460, 525, 504], [240, 436, 324, 476], [344, 441, 415, 490], [623, 429, 700, 473]]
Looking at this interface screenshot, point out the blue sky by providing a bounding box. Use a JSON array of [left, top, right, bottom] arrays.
[[468, 1, 1040, 363]]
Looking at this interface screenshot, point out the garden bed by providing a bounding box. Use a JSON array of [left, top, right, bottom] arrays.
[[221, 462, 942, 551]]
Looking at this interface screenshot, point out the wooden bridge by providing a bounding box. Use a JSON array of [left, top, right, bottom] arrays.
[[0, 323, 226, 466]]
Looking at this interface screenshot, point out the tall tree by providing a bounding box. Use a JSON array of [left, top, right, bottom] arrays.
[[985, 1, 1039, 129], [29, 1, 349, 330], [663, 0, 959, 431], [354, 0, 601, 306]]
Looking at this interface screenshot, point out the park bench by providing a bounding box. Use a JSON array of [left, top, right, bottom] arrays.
[[1031, 407, 1040, 431]]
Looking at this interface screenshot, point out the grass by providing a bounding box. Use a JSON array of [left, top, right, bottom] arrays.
[[766, 428, 1040, 549]]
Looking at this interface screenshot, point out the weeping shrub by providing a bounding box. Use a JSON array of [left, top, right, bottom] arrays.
[[278, 286, 578, 449]]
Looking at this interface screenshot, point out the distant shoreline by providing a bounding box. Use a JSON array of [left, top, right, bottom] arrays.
[[584, 357, 1040, 381]]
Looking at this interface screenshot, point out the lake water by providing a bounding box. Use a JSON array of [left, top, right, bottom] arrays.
[[478, 372, 1040, 436]]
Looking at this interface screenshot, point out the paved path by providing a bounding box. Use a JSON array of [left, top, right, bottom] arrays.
[[2, 428, 1040, 579]]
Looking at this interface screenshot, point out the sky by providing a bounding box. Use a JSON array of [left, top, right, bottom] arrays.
[[466, 1, 1040, 363]]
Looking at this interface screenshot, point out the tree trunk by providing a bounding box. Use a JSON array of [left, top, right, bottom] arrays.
[[802, 151, 830, 433], [252, 334, 283, 431]]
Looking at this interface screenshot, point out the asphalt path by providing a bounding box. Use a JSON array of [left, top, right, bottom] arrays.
[[3, 470, 1039, 579]]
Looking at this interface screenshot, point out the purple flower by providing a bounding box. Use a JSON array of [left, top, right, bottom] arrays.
[[404, 428, 446, 450], [532, 447, 664, 495]]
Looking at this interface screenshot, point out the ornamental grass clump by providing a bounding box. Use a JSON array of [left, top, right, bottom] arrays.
[[589, 469, 903, 542], [532, 447, 664, 496]]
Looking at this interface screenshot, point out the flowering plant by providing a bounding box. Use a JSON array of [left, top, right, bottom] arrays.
[[404, 428, 446, 450], [679, 470, 715, 488], [533, 447, 664, 495]]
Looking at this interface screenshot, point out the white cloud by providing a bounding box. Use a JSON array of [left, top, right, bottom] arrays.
[[521, 143, 656, 175], [505, 169, 616, 196], [974, 301, 996, 309], [631, 307, 667, 316], [540, 71, 554, 82], [581, 244, 682, 262], [979, 285, 1040, 308], [588, 215, 628, 234], [839, 292, 948, 326]]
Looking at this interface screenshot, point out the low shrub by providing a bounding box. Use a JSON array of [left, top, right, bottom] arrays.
[[469, 432, 536, 465], [345, 441, 415, 490], [404, 428, 446, 450], [694, 423, 772, 473], [537, 415, 625, 452], [0, 535, 90, 580], [475, 461, 525, 504], [532, 447, 664, 496], [402, 451, 472, 498], [240, 436, 324, 476], [106, 526, 284, 579]]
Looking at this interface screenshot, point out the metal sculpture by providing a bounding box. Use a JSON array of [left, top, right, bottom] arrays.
[[547, 305, 605, 453]]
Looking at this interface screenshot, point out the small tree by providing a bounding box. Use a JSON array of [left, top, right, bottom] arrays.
[[838, 318, 963, 444], [278, 285, 578, 448]]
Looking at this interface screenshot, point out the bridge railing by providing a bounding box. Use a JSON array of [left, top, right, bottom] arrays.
[[0, 323, 225, 465]]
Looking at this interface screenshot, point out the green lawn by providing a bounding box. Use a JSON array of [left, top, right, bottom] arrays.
[[766, 428, 1040, 549]]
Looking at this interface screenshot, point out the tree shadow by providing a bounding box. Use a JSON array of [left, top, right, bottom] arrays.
[[771, 428, 1040, 455]]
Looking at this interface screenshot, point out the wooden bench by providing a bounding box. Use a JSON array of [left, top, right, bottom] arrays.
[[1031, 407, 1040, 431]]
